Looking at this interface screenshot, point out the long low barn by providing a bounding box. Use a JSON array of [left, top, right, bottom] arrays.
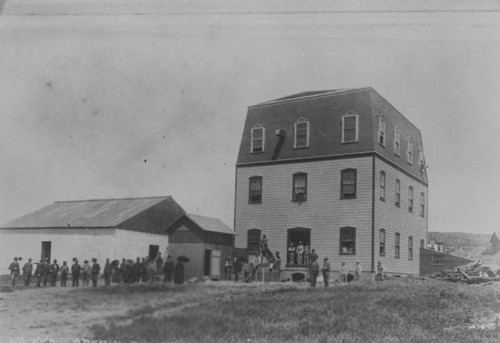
[[0, 196, 235, 280]]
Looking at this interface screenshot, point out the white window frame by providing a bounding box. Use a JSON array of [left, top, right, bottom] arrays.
[[294, 119, 310, 149], [393, 129, 400, 156], [378, 117, 386, 147], [250, 126, 265, 153], [406, 139, 413, 165], [341, 114, 359, 143]]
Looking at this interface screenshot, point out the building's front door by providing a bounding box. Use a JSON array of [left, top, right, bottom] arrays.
[[211, 249, 221, 278], [41, 241, 51, 262]]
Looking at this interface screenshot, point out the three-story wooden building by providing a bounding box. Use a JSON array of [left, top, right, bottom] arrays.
[[234, 88, 428, 278]]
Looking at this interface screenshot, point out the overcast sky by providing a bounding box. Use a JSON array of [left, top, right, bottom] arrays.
[[1, 4, 500, 234]]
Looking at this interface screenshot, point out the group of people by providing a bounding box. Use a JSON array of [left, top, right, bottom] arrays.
[[287, 240, 314, 266], [7, 253, 187, 288]]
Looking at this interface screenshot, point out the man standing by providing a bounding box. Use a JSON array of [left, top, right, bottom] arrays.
[[41, 258, 49, 287], [322, 257, 331, 287], [49, 259, 60, 286], [309, 259, 319, 287], [71, 259, 81, 287], [35, 259, 43, 287], [224, 258, 232, 281], [22, 258, 33, 286], [163, 255, 174, 283], [60, 261, 69, 287], [103, 258, 112, 286], [354, 262, 362, 282], [91, 258, 100, 287], [8, 257, 20, 287], [233, 257, 242, 282], [340, 262, 349, 283]]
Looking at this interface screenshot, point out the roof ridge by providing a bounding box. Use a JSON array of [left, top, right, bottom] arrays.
[[251, 87, 370, 108], [54, 196, 171, 203]]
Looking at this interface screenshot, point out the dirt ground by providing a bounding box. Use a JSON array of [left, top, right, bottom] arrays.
[[0, 278, 301, 343], [0, 280, 209, 342]]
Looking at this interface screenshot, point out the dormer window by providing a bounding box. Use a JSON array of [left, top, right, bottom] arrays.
[[418, 149, 425, 169], [406, 139, 413, 165], [378, 117, 386, 147], [294, 119, 309, 149], [393, 129, 400, 156], [341, 113, 358, 143], [251, 126, 265, 153]]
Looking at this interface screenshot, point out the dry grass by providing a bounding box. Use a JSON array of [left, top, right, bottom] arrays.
[[87, 280, 500, 343]]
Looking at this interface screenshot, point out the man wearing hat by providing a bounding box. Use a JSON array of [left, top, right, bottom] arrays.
[[41, 258, 50, 287], [22, 258, 33, 286], [91, 258, 101, 287], [49, 259, 60, 286], [71, 258, 81, 287], [8, 257, 20, 286]]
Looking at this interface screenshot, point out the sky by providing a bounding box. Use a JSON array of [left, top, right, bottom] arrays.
[[1, 3, 500, 234]]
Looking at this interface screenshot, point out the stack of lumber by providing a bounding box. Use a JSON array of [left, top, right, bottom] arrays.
[[426, 261, 500, 284]]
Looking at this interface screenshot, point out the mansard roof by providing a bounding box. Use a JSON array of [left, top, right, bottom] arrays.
[[237, 87, 427, 184]]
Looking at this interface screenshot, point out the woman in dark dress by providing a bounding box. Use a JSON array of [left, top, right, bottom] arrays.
[[174, 260, 184, 285]]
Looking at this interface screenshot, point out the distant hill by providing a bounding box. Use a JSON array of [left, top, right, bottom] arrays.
[[428, 232, 492, 261], [428, 232, 491, 248]]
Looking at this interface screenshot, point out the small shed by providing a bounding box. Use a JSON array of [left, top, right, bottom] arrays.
[[167, 214, 235, 281], [420, 248, 474, 276]]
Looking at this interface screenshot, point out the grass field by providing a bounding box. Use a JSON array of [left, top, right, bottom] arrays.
[[1, 278, 500, 342], [88, 280, 500, 343]]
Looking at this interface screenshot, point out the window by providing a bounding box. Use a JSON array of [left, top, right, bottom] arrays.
[[395, 233, 400, 259], [292, 173, 307, 202], [248, 176, 262, 204], [418, 149, 425, 168], [395, 179, 401, 207], [340, 227, 356, 255], [380, 171, 386, 201], [341, 114, 358, 143], [393, 129, 400, 156], [408, 186, 414, 212], [251, 126, 265, 153], [247, 229, 261, 254], [406, 140, 413, 165], [420, 239, 425, 249], [378, 117, 386, 146], [379, 229, 386, 256], [287, 227, 311, 266], [340, 169, 357, 199], [408, 236, 414, 260], [294, 120, 309, 149], [420, 192, 425, 217]]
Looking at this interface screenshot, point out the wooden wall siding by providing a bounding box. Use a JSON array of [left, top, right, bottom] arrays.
[[204, 232, 234, 246], [167, 243, 205, 281], [420, 248, 473, 276], [0, 228, 117, 275], [169, 225, 204, 244], [204, 243, 234, 280], [374, 157, 428, 275], [235, 157, 373, 271]]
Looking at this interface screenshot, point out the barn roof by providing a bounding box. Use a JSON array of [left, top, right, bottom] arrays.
[[186, 214, 235, 235], [2, 196, 180, 229]]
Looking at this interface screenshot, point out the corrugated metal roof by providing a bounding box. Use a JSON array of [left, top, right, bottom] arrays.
[[2, 197, 173, 228], [187, 213, 235, 235]]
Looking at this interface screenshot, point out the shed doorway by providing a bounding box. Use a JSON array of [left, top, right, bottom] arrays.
[[149, 245, 159, 259], [41, 241, 51, 262], [204, 249, 211, 276], [211, 249, 221, 278]]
